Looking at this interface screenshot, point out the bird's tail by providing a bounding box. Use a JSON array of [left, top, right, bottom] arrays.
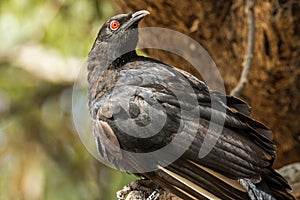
[[144, 159, 249, 200], [143, 161, 295, 200]]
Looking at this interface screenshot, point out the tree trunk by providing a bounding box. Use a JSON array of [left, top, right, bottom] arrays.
[[113, 0, 300, 168]]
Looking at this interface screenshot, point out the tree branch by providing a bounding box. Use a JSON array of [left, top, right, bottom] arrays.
[[230, 0, 255, 96], [117, 179, 181, 200]]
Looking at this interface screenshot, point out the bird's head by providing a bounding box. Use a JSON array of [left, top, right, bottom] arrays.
[[90, 10, 149, 58]]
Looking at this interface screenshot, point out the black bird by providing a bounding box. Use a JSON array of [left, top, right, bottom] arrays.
[[87, 10, 294, 200]]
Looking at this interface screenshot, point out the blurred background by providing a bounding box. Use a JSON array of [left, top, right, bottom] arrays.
[[0, 0, 136, 199], [1, 0, 299, 199]]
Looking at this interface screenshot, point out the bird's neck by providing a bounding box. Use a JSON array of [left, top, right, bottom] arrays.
[[111, 51, 137, 68], [88, 43, 138, 72], [87, 44, 138, 103]]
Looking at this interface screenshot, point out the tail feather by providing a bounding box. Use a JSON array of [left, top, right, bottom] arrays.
[[157, 165, 219, 199], [142, 161, 295, 200], [167, 161, 249, 200], [260, 168, 295, 200], [144, 160, 250, 199], [145, 169, 209, 199]]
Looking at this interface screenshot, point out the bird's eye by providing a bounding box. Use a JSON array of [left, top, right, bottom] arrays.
[[109, 20, 120, 31]]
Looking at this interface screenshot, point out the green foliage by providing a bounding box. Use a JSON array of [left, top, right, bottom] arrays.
[[0, 0, 136, 199], [0, 0, 114, 56]]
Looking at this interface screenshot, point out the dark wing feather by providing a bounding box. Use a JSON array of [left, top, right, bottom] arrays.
[[91, 57, 293, 199], [173, 67, 252, 116]]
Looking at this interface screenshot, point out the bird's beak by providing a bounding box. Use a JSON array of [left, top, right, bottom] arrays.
[[123, 10, 150, 30], [131, 10, 150, 21]]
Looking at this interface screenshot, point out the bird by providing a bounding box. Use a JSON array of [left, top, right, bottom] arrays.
[[87, 10, 294, 200]]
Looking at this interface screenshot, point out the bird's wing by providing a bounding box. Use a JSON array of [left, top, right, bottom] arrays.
[[173, 67, 252, 116], [91, 58, 292, 199], [116, 58, 276, 163]]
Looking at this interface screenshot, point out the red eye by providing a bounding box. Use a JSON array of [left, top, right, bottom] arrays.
[[109, 20, 119, 31]]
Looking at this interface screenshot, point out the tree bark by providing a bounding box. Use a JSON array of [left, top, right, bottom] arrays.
[[113, 0, 300, 168]]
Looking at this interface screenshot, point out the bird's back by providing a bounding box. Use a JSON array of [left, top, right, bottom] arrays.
[[90, 56, 294, 200]]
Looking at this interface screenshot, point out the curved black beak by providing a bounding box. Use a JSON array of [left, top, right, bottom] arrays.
[[123, 10, 150, 30]]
